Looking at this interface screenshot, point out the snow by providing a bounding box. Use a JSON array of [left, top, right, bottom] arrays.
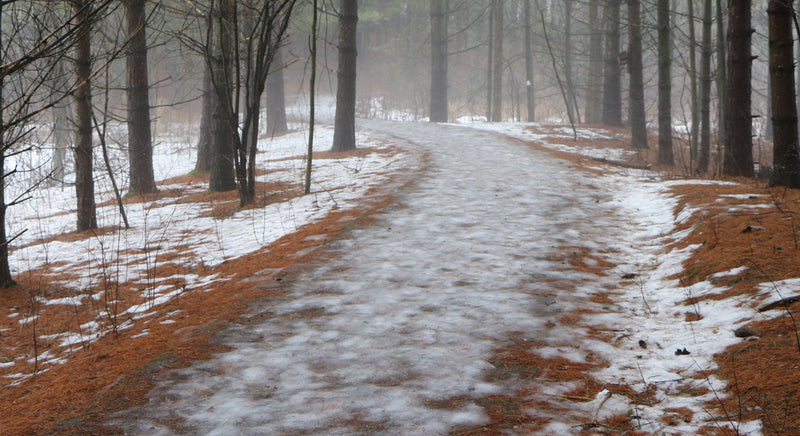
[[1, 122, 411, 377], [6, 116, 778, 433], [107, 121, 765, 434]]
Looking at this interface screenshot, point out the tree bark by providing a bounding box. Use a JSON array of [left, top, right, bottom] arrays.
[[0, 4, 15, 288], [73, 0, 97, 231], [722, 0, 754, 177], [486, 5, 493, 121], [490, 0, 504, 122], [524, 0, 535, 122], [331, 0, 358, 152], [209, 0, 236, 191], [767, 0, 800, 187], [602, 0, 621, 127], [716, 0, 727, 157], [698, 0, 713, 173], [195, 61, 213, 172], [266, 45, 288, 136], [586, 1, 603, 124], [657, 0, 674, 165], [563, 0, 578, 124], [628, 0, 647, 148], [126, 0, 156, 194], [430, 0, 448, 122], [688, 0, 699, 167]]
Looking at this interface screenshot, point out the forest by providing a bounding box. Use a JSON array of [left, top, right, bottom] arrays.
[[1, 0, 800, 434]]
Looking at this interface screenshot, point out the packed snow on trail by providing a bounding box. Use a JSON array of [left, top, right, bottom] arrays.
[[110, 121, 762, 435]]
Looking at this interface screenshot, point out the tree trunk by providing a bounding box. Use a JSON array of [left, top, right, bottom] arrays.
[[486, 5, 493, 120], [628, 0, 647, 148], [331, 0, 358, 152], [524, 0, 535, 122], [722, 0, 754, 177], [490, 0, 504, 122], [564, 0, 578, 124], [657, 0, 674, 165], [698, 0, 713, 173], [716, 0, 727, 158], [0, 4, 15, 288], [767, 0, 800, 187], [602, 0, 621, 127], [196, 61, 213, 172], [51, 60, 70, 185], [73, 0, 97, 232], [688, 0, 699, 168], [430, 0, 448, 122], [266, 45, 288, 136], [586, 1, 603, 124], [209, 0, 236, 191], [126, 0, 156, 194]]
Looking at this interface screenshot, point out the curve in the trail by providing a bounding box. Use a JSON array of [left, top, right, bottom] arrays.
[[115, 121, 624, 435]]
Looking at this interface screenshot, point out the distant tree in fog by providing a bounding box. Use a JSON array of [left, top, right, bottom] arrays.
[[430, 0, 448, 123], [602, 0, 621, 127]]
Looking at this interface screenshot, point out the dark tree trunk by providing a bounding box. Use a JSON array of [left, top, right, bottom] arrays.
[[266, 45, 288, 136], [209, 0, 236, 191], [698, 0, 713, 173], [524, 0, 535, 122], [73, 0, 97, 232], [126, 0, 156, 194], [0, 5, 15, 288], [486, 5, 493, 120], [688, 0, 699, 166], [768, 0, 800, 187], [657, 0, 674, 165], [716, 0, 727, 155], [602, 0, 621, 127], [586, 1, 603, 124], [196, 61, 213, 172], [564, 0, 578, 123], [490, 0, 503, 122], [722, 0, 754, 177], [430, 0, 448, 122], [331, 0, 358, 152], [628, 0, 647, 148]]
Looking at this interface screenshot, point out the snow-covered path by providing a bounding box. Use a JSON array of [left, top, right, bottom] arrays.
[[114, 122, 634, 434]]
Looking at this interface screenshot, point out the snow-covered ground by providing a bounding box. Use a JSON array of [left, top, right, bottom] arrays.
[[107, 121, 766, 435], [2, 122, 415, 384]]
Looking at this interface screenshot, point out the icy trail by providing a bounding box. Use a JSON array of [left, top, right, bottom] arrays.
[[111, 122, 686, 434]]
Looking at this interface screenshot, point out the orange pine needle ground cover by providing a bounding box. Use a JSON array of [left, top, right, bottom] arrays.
[[2, 123, 799, 434]]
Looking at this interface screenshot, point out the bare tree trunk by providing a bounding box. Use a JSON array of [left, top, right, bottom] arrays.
[[51, 60, 71, 185], [586, 1, 603, 124], [0, 6, 15, 288], [716, 0, 727, 155], [628, 0, 647, 148], [602, 0, 621, 127], [524, 0, 535, 122], [73, 0, 97, 231], [209, 0, 236, 192], [486, 5, 493, 120], [126, 0, 156, 194], [266, 45, 288, 136], [491, 0, 504, 122], [657, 0, 674, 165], [698, 0, 713, 173], [430, 0, 448, 122], [306, 0, 318, 194], [196, 61, 213, 172], [767, 0, 800, 187], [331, 0, 358, 152], [722, 0, 754, 177], [563, 0, 578, 124], [688, 0, 699, 168]]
